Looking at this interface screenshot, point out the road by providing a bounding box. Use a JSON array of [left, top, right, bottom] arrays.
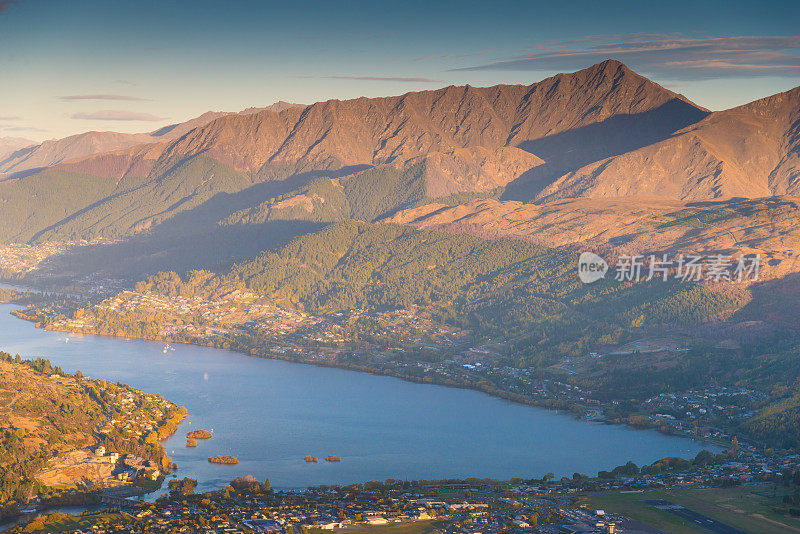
[[645, 499, 747, 534]]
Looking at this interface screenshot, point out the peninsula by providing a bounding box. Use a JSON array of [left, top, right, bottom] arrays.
[[0, 352, 186, 522]]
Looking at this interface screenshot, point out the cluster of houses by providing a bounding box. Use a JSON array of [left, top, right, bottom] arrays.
[[95, 389, 175, 442], [0, 241, 71, 277], [92, 446, 160, 483], [39, 478, 655, 534], [642, 386, 766, 423]]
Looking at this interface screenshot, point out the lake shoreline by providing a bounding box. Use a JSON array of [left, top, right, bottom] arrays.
[[5, 304, 729, 454]]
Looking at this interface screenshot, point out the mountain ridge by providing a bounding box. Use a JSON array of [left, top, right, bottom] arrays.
[[160, 59, 701, 176], [0, 104, 306, 179], [536, 84, 800, 201], [2, 60, 798, 282]]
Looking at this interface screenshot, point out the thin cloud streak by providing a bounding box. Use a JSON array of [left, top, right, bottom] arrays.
[[411, 50, 494, 62], [60, 94, 150, 101], [518, 32, 684, 50], [456, 36, 800, 80], [71, 110, 166, 121], [326, 76, 442, 82], [0, 116, 22, 120], [2, 125, 48, 132], [293, 75, 443, 83]]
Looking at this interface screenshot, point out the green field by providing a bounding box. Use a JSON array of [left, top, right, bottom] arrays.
[[10, 511, 130, 534], [580, 485, 800, 534]]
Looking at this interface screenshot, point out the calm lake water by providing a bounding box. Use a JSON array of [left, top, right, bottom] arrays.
[[0, 302, 719, 495]]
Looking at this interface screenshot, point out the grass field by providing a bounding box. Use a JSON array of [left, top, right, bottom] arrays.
[[11, 511, 129, 533], [580, 484, 800, 534]]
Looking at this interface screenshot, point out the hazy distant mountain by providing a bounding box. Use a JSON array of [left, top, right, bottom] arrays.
[[0, 105, 304, 178], [148, 103, 305, 139], [148, 111, 230, 140], [0, 137, 37, 162], [0, 131, 156, 178]]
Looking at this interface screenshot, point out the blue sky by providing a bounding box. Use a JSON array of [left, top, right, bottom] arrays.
[[1, 0, 799, 141]]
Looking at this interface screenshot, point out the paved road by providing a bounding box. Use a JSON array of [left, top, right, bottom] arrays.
[[645, 499, 747, 534]]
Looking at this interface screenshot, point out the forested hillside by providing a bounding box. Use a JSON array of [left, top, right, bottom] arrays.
[[32, 221, 800, 448], [138, 222, 745, 364], [387, 196, 800, 278]]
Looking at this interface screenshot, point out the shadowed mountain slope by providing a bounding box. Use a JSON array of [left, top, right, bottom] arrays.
[[537, 86, 800, 201], [0, 60, 707, 248], [161, 60, 703, 186], [387, 196, 800, 277]]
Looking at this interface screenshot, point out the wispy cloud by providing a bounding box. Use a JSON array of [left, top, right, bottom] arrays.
[[346, 31, 393, 39], [71, 110, 166, 121], [292, 75, 442, 83], [0, 116, 22, 120], [456, 35, 800, 80], [1, 125, 47, 132], [519, 33, 683, 50], [325, 76, 442, 82], [296, 30, 393, 41], [60, 94, 150, 101], [411, 50, 494, 62]]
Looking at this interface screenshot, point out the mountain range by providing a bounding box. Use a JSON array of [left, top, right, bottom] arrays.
[[1, 59, 799, 278], [0, 137, 36, 162], [0, 102, 306, 179], [537, 86, 800, 201]]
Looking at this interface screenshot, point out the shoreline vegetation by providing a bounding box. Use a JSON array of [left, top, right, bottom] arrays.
[[1, 293, 791, 532], [4, 306, 730, 453], [4, 219, 776, 452], [208, 455, 239, 465], [2, 217, 774, 453]]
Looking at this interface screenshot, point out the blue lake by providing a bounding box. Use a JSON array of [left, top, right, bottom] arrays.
[[0, 303, 719, 495]]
